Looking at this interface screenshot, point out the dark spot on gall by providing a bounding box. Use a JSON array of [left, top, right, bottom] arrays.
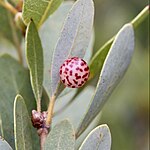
[[73, 79, 78, 85], [84, 67, 89, 71], [76, 76, 81, 79], [65, 68, 69, 71], [82, 73, 88, 78], [70, 70, 72, 76], [81, 62, 85, 66], [79, 68, 83, 72], [76, 67, 80, 71], [66, 76, 72, 85]]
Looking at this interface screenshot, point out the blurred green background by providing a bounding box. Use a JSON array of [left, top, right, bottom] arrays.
[[93, 0, 149, 150]]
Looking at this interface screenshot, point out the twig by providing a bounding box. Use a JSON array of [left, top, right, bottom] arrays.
[[0, 0, 18, 15], [16, 0, 23, 12], [0, 0, 23, 64], [46, 96, 56, 126], [37, 95, 56, 150], [39, 129, 48, 150], [8, 12, 23, 64], [37, 99, 41, 112]]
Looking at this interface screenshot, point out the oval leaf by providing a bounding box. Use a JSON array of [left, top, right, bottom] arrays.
[[79, 124, 111, 150], [0, 137, 13, 150], [44, 120, 75, 150], [0, 54, 36, 149], [76, 23, 135, 137], [22, 0, 63, 27], [51, 0, 94, 96], [39, 1, 74, 98], [14, 95, 33, 150], [26, 21, 43, 102]]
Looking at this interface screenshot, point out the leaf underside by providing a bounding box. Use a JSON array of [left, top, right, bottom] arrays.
[[44, 120, 75, 150], [76, 23, 135, 137], [39, 1, 74, 98], [79, 124, 111, 150], [0, 137, 13, 150], [51, 0, 94, 96]]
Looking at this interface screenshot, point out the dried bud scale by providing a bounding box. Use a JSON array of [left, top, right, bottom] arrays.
[[31, 110, 49, 130]]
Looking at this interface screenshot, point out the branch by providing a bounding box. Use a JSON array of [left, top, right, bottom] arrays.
[[46, 96, 56, 126]]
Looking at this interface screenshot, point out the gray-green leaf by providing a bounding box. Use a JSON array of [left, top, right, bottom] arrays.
[[76, 23, 135, 137], [79, 124, 111, 150], [14, 95, 33, 150], [44, 120, 75, 150], [39, 1, 74, 98], [51, 0, 94, 96], [26, 21, 43, 103], [22, 0, 63, 28], [0, 137, 13, 150], [0, 54, 36, 149]]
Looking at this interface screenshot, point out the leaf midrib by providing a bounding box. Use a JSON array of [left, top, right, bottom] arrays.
[[68, 0, 86, 57], [31, 29, 40, 101], [38, 0, 53, 28], [56, 128, 63, 150], [70, 0, 91, 58]]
